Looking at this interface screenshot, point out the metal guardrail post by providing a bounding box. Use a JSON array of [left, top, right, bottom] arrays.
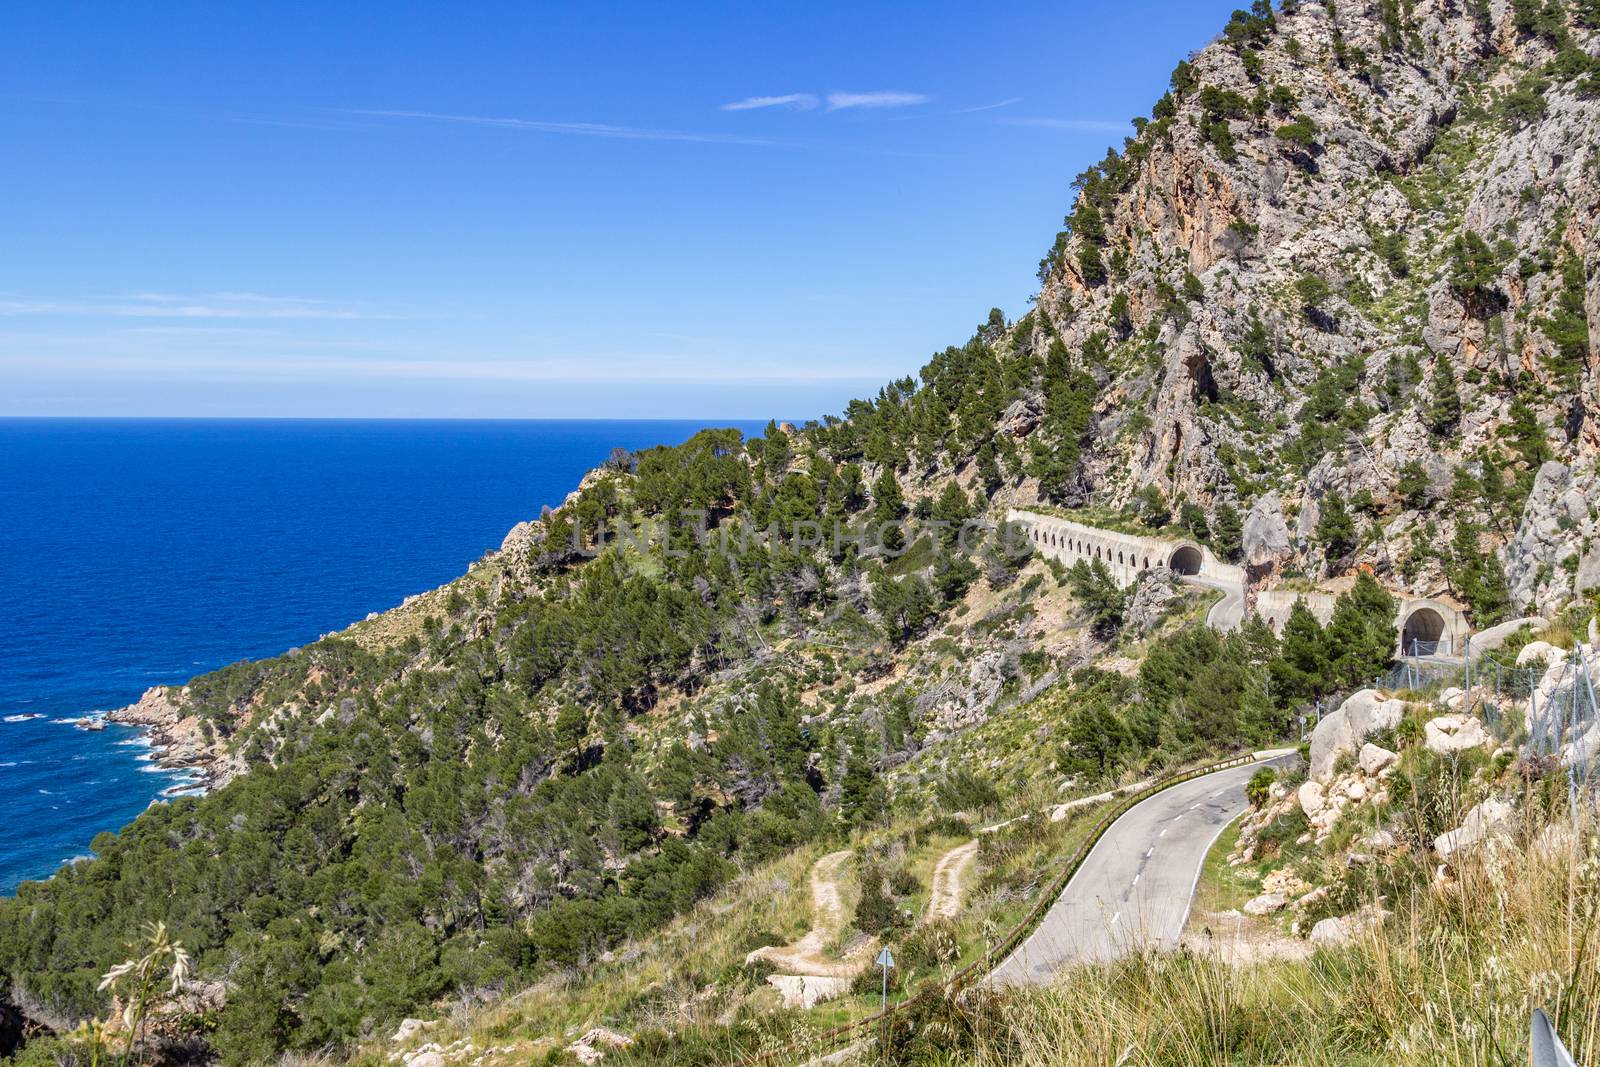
[[1531, 1008, 1579, 1066]]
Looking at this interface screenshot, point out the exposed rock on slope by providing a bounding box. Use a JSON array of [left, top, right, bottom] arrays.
[[105, 685, 239, 788], [1009, 0, 1599, 616]]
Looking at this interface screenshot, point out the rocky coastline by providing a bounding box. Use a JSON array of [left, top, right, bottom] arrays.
[[104, 685, 238, 794]]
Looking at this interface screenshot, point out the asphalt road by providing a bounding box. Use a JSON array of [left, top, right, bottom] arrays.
[[990, 754, 1293, 986], [1185, 574, 1245, 632]]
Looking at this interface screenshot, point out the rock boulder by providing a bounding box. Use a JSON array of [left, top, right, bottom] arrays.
[[1309, 690, 1406, 782], [1358, 742, 1398, 776], [1424, 714, 1490, 755], [1243, 892, 1289, 916], [1434, 797, 1514, 859]]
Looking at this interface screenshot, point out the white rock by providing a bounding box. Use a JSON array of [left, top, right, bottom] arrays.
[[1308, 916, 1352, 946], [1434, 797, 1514, 858], [1363, 829, 1397, 851], [567, 1028, 634, 1066], [1243, 892, 1289, 916], [1341, 778, 1368, 802], [392, 1019, 429, 1044], [1424, 714, 1490, 755], [1517, 641, 1566, 669], [405, 1054, 445, 1067], [1295, 885, 1330, 909], [1358, 742, 1399, 776], [1309, 690, 1406, 782], [1298, 780, 1326, 816], [1440, 687, 1465, 709], [1309, 908, 1388, 946]]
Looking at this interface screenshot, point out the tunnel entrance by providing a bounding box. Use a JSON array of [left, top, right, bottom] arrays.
[[1169, 545, 1203, 576], [1401, 607, 1448, 656]]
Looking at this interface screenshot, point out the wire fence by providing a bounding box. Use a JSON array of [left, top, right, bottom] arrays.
[[1292, 643, 1600, 786]]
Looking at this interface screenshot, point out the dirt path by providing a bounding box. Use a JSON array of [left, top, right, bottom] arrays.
[[924, 840, 978, 922], [746, 850, 869, 978]]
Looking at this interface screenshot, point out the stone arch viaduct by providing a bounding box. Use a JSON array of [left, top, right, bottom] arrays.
[[1008, 508, 1472, 656]]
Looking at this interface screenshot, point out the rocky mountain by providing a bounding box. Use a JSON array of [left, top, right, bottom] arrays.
[[1004, 0, 1599, 617]]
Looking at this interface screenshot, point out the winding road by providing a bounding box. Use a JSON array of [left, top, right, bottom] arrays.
[[1187, 574, 1246, 632], [989, 752, 1294, 986]]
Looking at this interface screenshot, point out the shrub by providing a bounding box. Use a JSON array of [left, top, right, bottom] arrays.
[[1246, 767, 1277, 807], [853, 867, 902, 936], [1275, 114, 1319, 147], [935, 770, 1001, 812], [901, 918, 960, 969]]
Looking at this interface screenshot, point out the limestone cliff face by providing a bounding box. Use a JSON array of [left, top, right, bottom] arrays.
[[1009, 0, 1599, 616]]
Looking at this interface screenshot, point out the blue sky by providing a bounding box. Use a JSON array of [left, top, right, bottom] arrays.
[[1, 2, 1244, 421]]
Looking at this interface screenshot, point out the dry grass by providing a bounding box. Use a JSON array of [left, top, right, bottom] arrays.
[[899, 815, 1600, 1066]]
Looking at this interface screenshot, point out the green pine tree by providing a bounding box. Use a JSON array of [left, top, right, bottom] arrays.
[[1427, 359, 1462, 437], [1213, 502, 1244, 562], [1324, 573, 1398, 687], [1315, 494, 1358, 562], [1270, 600, 1328, 707]]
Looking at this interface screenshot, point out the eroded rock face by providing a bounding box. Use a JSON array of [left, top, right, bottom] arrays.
[[1505, 464, 1600, 616], [1309, 690, 1406, 782], [1243, 491, 1293, 570], [105, 685, 238, 789], [991, 0, 1600, 598], [1125, 567, 1182, 634]]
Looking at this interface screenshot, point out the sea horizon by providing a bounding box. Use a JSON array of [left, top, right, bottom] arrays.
[[0, 416, 772, 892]]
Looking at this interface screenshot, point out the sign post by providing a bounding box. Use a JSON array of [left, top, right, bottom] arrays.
[[875, 946, 895, 1013]]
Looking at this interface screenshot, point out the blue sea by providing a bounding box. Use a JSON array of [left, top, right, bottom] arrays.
[[0, 418, 768, 893]]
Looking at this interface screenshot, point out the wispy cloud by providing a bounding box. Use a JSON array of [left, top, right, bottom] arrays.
[[954, 97, 1023, 114], [997, 116, 1130, 133], [0, 348, 896, 387], [826, 91, 930, 111], [343, 108, 786, 147], [0, 292, 405, 321], [719, 93, 820, 112]]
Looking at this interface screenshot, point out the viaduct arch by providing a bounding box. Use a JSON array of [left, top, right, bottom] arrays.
[[1007, 508, 1243, 589], [1012, 508, 1474, 655]]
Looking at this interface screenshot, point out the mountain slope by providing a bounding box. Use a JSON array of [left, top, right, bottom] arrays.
[[1016, 0, 1600, 616]]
